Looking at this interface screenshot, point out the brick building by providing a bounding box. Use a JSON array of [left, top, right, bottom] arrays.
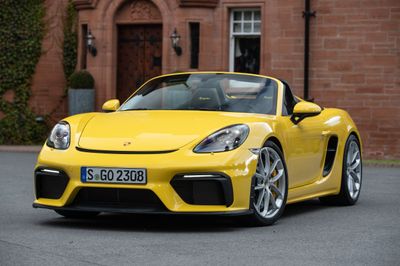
[[30, 0, 400, 159]]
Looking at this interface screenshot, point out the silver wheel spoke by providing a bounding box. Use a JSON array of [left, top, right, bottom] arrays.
[[261, 149, 270, 176], [256, 189, 265, 209], [270, 183, 282, 198], [349, 159, 360, 170], [270, 169, 283, 183], [254, 185, 264, 190], [255, 173, 264, 182], [350, 171, 360, 183], [265, 149, 271, 175], [263, 189, 270, 214], [269, 159, 280, 177], [352, 177, 357, 193], [351, 150, 359, 165], [270, 193, 278, 210], [348, 175, 354, 194], [354, 182, 360, 191]]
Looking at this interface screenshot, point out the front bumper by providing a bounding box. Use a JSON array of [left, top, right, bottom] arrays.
[[33, 145, 258, 214], [32, 203, 253, 216]]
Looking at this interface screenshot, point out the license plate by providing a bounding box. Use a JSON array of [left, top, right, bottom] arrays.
[[81, 167, 147, 184]]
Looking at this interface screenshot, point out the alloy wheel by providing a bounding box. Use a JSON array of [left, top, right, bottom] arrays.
[[345, 140, 362, 200], [253, 147, 286, 219]]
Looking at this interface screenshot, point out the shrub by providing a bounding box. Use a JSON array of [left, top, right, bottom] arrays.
[[68, 70, 95, 89]]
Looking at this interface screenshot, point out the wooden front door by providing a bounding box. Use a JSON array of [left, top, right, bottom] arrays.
[[117, 24, 162, 101]]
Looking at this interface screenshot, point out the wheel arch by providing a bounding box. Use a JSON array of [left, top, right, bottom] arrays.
[[349, 131, 362, 154], [265, 136, 284, 156]]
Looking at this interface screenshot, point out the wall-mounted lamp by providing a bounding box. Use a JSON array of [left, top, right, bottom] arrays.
[[86, 29, 97, 57], [170, 28, 182, 56]]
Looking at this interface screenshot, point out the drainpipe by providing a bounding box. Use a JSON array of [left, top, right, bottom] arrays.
[[303, 0, 316, 101]]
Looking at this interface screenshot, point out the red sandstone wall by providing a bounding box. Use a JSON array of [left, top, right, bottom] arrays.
[[311, 0, 400, 159], [263, 0, 400, 159], [30, 0, 69, 124]]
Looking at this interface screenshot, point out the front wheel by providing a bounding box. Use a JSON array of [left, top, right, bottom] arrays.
[[247, 141, 288, 226]]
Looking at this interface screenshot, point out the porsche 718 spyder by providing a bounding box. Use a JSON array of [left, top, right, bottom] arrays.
[[33, 72, 362, 225]]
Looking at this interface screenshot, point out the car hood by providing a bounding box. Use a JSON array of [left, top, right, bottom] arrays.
[[78, 110, 268, 152]]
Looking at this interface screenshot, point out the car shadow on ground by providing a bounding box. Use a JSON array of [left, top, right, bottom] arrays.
[[282, 198, 336, 219], [37, 199, 335, 232]]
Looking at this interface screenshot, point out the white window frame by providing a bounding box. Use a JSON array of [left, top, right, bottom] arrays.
[[229, 9, 261, 72]]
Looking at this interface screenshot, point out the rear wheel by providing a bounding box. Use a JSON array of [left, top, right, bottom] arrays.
[[320, 134, 362, 205], [247, 141, 288, 226], [55, 210, 100, 219]]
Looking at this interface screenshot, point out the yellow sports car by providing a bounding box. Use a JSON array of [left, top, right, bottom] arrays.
[[33, 72, 362, 225]]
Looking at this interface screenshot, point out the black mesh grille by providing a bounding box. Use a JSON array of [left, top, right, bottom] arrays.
[[71, 188, 166, 211], [171, 174, 233, 206], [35, 169, 69, 199]]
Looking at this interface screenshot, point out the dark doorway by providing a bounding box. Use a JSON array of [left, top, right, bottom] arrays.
[[233, 37, 260, 74], [117, 24, 162, 102]]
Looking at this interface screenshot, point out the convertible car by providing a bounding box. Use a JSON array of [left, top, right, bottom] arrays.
[[33, 72, 362, 225]]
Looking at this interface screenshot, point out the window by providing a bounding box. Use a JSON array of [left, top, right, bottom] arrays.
[[230, 9, 261, 74], [80, 24, 88, 69], [189, 22, 200, 69]]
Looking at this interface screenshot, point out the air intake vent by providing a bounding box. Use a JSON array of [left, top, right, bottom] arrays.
[[323, 136, 338, 176], [71, 188, 166, 211], [35, 168, 69, 199]]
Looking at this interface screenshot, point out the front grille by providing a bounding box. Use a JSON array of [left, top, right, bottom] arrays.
[[35, 169, 69, 199], [71, 188, 166, 211]]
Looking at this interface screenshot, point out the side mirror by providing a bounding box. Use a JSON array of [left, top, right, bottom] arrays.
[[102, 99, 120, 112], [291, 101, 322, 124]]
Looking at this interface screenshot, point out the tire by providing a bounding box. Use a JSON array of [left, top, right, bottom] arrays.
[[246, 141, 288, 226], [55, 210, 100, 219], [319, 134, 362, 205]]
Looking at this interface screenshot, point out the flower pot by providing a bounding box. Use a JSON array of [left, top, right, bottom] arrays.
[[68, 88, 95, 115]]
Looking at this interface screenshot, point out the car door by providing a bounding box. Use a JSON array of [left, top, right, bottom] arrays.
[[280, 83, 326, 188], [282, 116, 326, 188]]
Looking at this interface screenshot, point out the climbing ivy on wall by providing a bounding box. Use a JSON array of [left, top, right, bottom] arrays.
[[63, 0, 77, 82], [0, 0, 47, 144]]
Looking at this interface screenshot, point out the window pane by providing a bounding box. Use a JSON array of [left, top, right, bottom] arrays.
[[254, 22, 261, 33], [189, 22, 200, 69], [233, 23, 241, 33], [233, 11, 242, 21], [243, 23, 252, 33], [254, 11, 261, 20], [244, 11, 252, 21]]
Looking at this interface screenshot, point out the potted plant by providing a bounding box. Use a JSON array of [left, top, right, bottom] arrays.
[[68, 70, 95, 115]]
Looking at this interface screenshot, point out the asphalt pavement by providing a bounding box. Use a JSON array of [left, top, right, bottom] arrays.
[[0, 151, 399, 266]]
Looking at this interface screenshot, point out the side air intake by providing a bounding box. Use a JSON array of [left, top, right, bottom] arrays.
[[323, 136, 338, 177]]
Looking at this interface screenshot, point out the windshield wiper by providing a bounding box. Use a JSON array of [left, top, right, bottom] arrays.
[[175, 107, 221, 111], [122, 108, 151, 111]]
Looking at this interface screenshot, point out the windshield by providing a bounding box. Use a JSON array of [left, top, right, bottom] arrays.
[[120, 73, 278, 115]]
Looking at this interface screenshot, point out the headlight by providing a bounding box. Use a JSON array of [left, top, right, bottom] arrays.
[[194, 124, 249, 153], [47, 122, 70, 149]]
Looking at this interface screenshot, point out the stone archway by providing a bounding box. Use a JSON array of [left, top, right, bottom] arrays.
[[74, 0, 171, 106], [114, 0, 163, 101]]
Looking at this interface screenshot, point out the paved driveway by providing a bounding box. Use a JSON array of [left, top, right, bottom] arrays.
[[0, 152, 399, 266]]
